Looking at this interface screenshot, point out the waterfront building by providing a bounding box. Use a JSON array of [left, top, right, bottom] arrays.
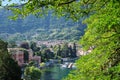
[[8, 48, 41, 67]]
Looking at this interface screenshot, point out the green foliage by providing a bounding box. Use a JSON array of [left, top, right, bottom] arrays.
[[35, 48, 54, 62], [1, 0, 120, 80], [60, 43, 77, 58], [64, 1, 120, 80], [20, 42, 29, 49], [61, 43, 70, 58], [54, 45, 61, 59], [24, 66, 41, 80], [0, 9, 85, 42], [28, 61, 36, 67], [30, 42, 40, 52], [0, 39, 22, 80], [7, 41, 17, 48], [42, 48, 54, 62], [35, 43, 77, 62], [72, 43, 77, 57]]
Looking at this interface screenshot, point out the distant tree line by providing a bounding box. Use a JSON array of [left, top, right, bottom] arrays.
[[34, 42, 77, 62]]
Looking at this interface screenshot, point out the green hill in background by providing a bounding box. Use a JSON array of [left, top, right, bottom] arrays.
[[0, 9, 86, 42]]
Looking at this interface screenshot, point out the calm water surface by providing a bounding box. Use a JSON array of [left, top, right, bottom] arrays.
[[40, 64, 72, 80]]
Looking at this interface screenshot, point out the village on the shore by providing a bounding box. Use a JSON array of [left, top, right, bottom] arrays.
[[8, 40, 93, 69]]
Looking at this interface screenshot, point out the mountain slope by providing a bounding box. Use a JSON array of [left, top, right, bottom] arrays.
[[0, 9, 86, 42]]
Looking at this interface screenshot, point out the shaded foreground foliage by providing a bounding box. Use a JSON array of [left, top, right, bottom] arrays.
[[0, 40, 22, 80]]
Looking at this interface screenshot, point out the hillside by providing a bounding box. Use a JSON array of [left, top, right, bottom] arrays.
[[0, 9, 86, 42]]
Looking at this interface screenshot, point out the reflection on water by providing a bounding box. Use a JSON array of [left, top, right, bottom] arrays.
[[40, 64, 72, 80]]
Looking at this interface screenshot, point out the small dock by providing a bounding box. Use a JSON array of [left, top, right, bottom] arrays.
[[67, 63, 73, 68], [61, 62, 76, 69]]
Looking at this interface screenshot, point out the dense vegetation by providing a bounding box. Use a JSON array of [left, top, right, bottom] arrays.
[[0, 40, 22, 80], [0, 9, 86, 42], [35, 43, 77, 62], [19, 41, 77, 62], [64, 1, 120, 80], [0, 0, 120, 80], [24, 63, 41, 80]]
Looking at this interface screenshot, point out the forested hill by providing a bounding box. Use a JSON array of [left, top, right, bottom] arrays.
[[0, 9, 86, 42]]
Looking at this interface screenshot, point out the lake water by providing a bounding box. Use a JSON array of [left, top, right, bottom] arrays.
[[40, 64, 72, 80]]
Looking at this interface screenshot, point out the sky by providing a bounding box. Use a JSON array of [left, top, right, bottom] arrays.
[[2, 0, 27, 6]]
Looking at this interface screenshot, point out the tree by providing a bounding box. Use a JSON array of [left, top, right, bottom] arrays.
[[20, 42, 29, 49], [68, 45, 73, 57], [43, 48, 54, 61], [72, 43, 77, 57], [38, 48, 54, 62], [56, 45, 62, 58], [35, 51, 45, 62], [53, 45, 62, 59], [30, 42, 40, 52], [61, 43, 69, 58], [64, 1, 120, 80], [0, 39, 22, 80], [24, 66, 41, 80], [1, 0, 85, 20], [24, 50, 29, 63]]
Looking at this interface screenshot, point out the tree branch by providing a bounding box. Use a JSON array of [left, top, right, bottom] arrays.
[[58, 0, 76, 6]]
